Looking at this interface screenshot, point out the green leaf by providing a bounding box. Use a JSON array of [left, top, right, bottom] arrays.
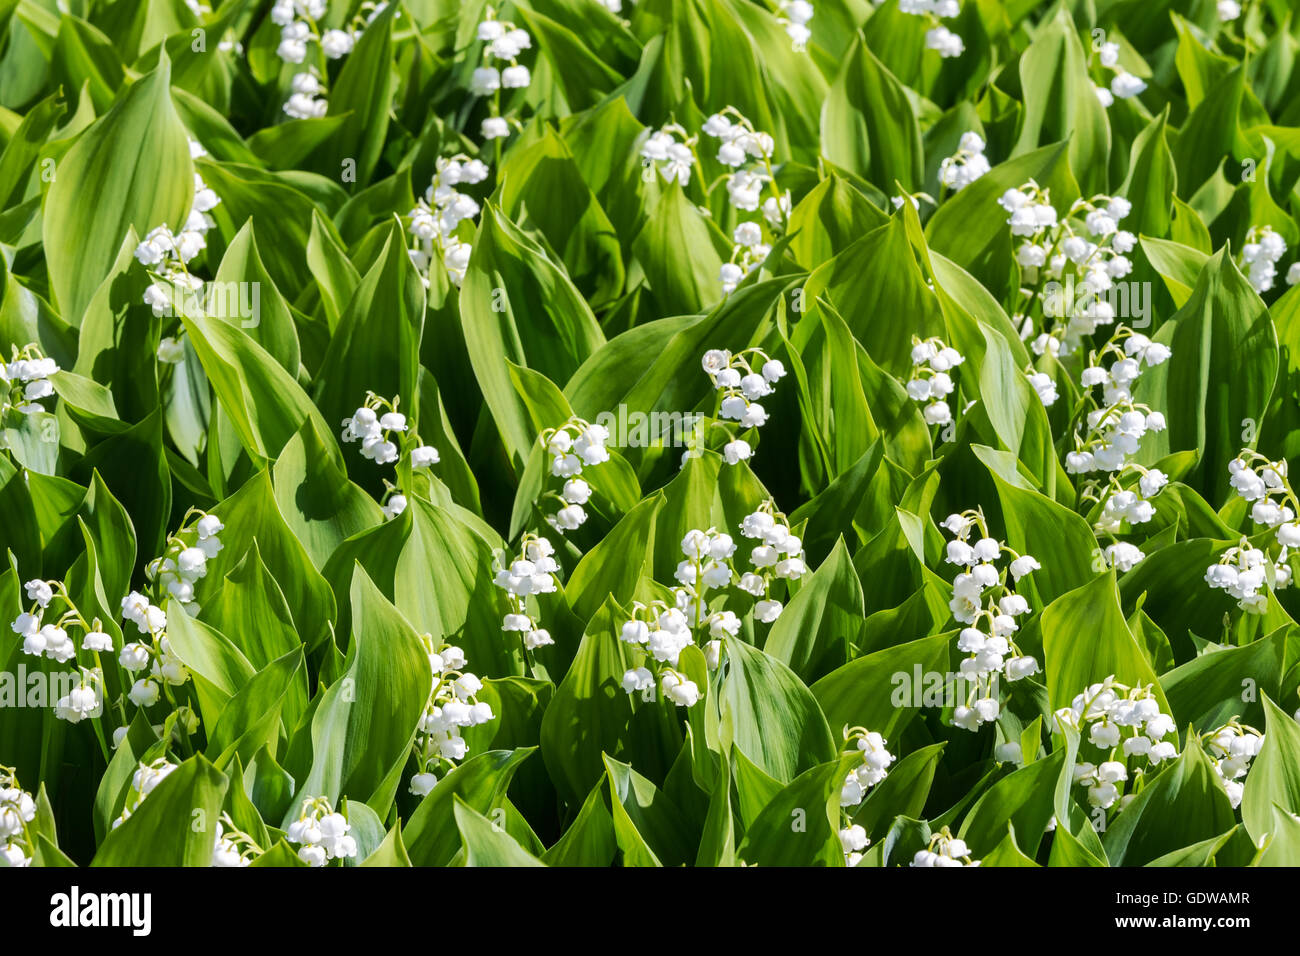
[[1041, 571, 1169, 715], [452, 796, 546, 866], [1241, 694, 1300, 844], [719, 635, 836, 782], [292, 566, 431, 819], [821, 34, 922, 192], [43, 53, 192, 324], [90, 755, 229, 866]]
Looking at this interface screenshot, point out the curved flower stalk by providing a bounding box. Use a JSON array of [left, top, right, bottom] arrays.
[[701, 347, 787, 465], [340, 393, 440, 518], [472, 7, 533, 147], [493, 534, 559, 653], [1054, 676, 1177, 810], [837, 726, 893, 865], [406, 154, 490, 287], [937, 132, 990, 194], [898, 0, 964, 58], [407, 634, 496, 797], [940, 510, 1041, 732], [1203, 452, 1299, 615], [1065, 329, 1171, 570], [539, 417, 610, 533], [211, 815, 261, 867], [274, 0, 386, 116], [618, 505, 805, 708], [1202, 720, 1264, 809], [1238, 225, 1288, 294], [0, 767, 37, 867], [1, 345, 60, 423], [285, 796, 358, 866], [912, 827, 980, 866], [906, 336, 965, 427]]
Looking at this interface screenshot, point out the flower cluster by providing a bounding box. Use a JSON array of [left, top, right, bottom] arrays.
[[702, 109, 788, 228], [1065, 331, 1171, 568], [211, 817, 258, 867], [275, 1, 387, 115], [702, 347, 787, 465], [940, 510, 1041, 731], [114, 511, 223, 715], [618, 531, 736, 708], [493, 535, 559, 652], [1002, 184, 1138, 357], [1204, 453, 1298, 613], [938, 132, 990, 193], [838, 727, 893, 864], [136, 167, 222, 328], [1, 346, 60, 417], [113, 758, 178, 828], [472, 9, 533, 140], [1055, 677, 1177, 809], [12, 578, 109, 722], [341, 397, 406, 466], [341, 393, 438, 517], [1202, 720, 1264, 808], [409, 634, 495, 796], [899, 0, 964, 58], [1091, 40, 1146, 106], [1239, 226, 1288, 294], [0, 768, 36, 867], [618, 506, 806, 707], [906, 336, 965, 427], [838, 728, 894, 805], [284, 72, 328, 120], [777, 0, 814, 48], [912, 827, 980, 866], [1228, 452, 1299, 545], [1205, 540, 1288, 613], [737, 503, 807, 616], [640, 123, 696, 185], [540, 418, 610, 533], [721, 221, 772, 294], [406, 154, 489, 287], [144, 512, 224, 615], [286, 796, 358, 866]]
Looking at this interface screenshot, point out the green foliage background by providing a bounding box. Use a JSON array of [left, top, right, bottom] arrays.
[[2, 0, 1300, 866]]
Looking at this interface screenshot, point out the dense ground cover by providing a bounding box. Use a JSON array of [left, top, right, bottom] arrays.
[[3, 0, 1300, 867]]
